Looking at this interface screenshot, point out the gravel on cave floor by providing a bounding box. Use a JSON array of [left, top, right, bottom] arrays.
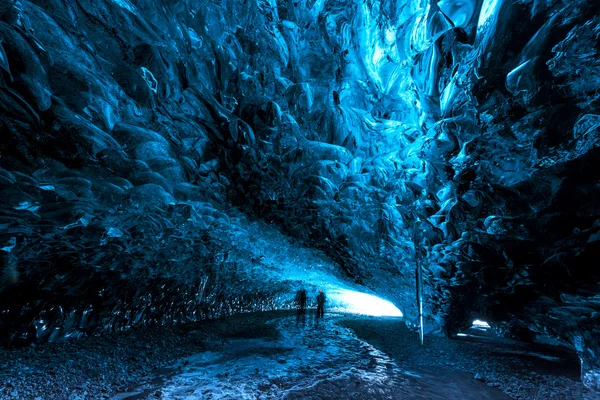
[[340, 317, 599, 400], [0, 311, 598, 399], [0, 311, 287, 400]]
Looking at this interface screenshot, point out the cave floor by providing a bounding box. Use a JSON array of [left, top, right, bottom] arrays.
[[0, 311, 597, 400]]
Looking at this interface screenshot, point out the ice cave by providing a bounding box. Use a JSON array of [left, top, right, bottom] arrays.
[[0, 0, 599, 398]]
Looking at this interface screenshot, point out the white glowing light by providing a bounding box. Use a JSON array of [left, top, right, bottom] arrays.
[[329, 290, 402, 317], [472, 320, 491, 329], [456, 333, 468, 337], [372, 45, 385, 65], [384, 28, 396, 43]]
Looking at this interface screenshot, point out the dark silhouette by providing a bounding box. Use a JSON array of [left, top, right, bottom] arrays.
[[316, 289, 326, 320], [295, 288, 307, 324]]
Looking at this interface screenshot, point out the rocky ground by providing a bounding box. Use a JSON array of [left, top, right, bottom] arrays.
[[0, 311, 286, 400], [0, 312, 598, 399], [341, 317, 599, 400], [114, 313, 509, 400]]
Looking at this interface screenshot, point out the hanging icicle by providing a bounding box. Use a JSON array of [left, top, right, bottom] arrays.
[[414, 219, 424, 346]]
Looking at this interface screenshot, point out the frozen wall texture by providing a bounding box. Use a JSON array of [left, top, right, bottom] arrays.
[[0, 0, 599, 390]]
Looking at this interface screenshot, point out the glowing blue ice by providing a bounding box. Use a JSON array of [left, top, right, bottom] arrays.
[[478, 0, 502, 27]]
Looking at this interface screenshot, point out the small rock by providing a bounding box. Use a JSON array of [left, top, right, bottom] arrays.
[[474, 373, 485, 382]]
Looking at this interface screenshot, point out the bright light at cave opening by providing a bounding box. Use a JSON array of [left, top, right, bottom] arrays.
[[472, 320, 491, 329], [330, 290, 402, 317]]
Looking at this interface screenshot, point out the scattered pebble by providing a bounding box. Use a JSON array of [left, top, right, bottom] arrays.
[[341, 317, 599, 400], [0, 311, 287, 399]]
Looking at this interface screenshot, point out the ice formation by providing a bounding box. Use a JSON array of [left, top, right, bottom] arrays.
[[0, 0, 598, 390]]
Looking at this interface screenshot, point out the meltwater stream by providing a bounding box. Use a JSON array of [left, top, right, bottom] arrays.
[[114, 315, 508, 400]]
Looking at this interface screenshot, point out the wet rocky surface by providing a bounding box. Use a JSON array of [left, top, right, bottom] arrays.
[[116, 314, 508, 400], [342, 317, 600, 400], [0, 311, 286, 400], [2, 311, 597, 399]]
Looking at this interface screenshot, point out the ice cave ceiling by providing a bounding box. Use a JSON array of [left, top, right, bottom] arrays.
[[0, 0, 599, 390]]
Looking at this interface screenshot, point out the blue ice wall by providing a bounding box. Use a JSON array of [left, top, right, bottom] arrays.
[[0, 0, 599, 390]]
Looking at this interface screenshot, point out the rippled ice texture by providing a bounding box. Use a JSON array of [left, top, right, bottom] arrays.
[[0, 0, 599, 391]]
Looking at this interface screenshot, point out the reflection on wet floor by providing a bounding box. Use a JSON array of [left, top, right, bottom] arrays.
[[115, 315, 509, 399]]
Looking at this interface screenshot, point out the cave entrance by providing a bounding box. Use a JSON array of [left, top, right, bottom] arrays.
[[456, 319, 494, 338], [327, 289, 403, 317]]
